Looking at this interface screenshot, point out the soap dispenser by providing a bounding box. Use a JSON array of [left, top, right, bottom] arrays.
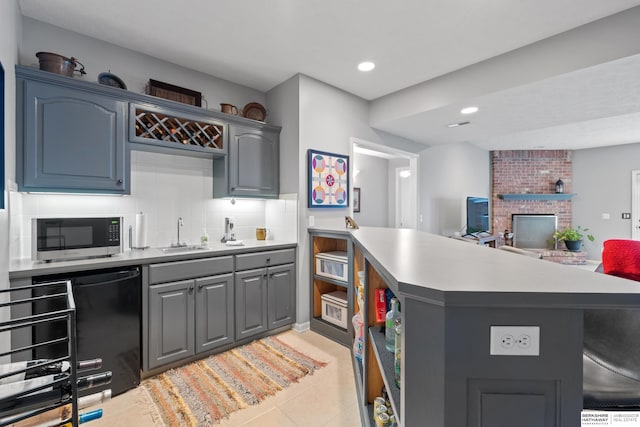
[[200, 228, 209, 247]]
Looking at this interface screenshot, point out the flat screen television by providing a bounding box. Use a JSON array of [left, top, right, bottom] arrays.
[[466, 197, 489, 234]]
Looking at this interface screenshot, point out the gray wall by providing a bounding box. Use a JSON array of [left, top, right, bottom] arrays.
[[419, 142, 490, 236], [0, 0, 20, 360], [352, 152, 388, 227], [288, 74, 422, 326], [21, 18, 265, 116], [267, 75, 300, 196], [573, 142, 640, 260]]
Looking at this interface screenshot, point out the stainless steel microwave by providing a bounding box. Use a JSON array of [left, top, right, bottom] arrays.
[[32, 217, 123, 262]]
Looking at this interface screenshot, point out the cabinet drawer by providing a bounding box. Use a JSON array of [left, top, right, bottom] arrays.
[[149, 256, 233, 284], [235, 249, 295, 271]]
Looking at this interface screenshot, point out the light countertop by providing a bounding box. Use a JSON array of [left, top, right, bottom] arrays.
[[9, 240, 297, 279], [311, 226, 640, 309]]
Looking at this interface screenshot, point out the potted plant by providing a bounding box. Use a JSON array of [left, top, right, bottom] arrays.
[[553, 226, 595, 252]]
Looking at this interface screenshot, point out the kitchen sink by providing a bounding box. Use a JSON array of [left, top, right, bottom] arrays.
[[160, 245, 208, 253]]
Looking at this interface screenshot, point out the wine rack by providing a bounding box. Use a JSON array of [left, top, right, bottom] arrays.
[[0, 281, 80, 427], [132, 105, 224, 153]]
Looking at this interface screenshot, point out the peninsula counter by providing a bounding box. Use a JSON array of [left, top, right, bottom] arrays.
[[326, 227, 640, 426]]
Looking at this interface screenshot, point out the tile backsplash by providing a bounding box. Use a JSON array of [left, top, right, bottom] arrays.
[[9, 150, 298, 260]]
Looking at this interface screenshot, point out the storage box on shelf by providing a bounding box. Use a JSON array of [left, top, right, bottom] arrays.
[[309, 231, 354, 346], [320, 290, 348, 328]]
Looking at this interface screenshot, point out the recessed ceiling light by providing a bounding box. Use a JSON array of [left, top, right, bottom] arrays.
[[357, 62, 375, 72], [447, 121, 471, 128], [460, 106, 479, 115]]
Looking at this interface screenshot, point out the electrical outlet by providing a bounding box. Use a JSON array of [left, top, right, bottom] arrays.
[[622, 213, 631, 219], [490, 326, 540, 356]]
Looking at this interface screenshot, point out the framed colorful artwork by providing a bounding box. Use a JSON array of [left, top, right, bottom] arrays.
[[308, 149, 349, 208], [353, 188, 361, 212]]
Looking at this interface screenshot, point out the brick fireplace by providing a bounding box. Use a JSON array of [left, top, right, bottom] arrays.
[[491, 150, 572, 235]]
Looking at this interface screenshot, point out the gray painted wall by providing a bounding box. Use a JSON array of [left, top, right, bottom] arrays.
[[291, 74, 423, 325], [352, 152, 388, 227], [0, 0, 20, 361], [419, 142, 490, 236], [21, 18, 265, 116], [573, 142, 640, 260], [266, 75, 300, 196]]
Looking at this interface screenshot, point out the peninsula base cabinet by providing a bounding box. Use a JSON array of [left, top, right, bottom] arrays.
[[235, 249, 296, 340]]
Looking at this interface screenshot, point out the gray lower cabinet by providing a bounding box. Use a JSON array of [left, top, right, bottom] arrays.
[[16, 67, 129, 194], [145, 250, 294, 370], [146, 256, 234, 370], [148, 279, 195, 368], [234, 249, 296, 340], [267, 263, 296, 329], [213, 123, 280, 198], [195, 274, 234, 353], [235, 268, 269, 340]]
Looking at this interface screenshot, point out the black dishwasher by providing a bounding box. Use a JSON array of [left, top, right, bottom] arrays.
[[33, 267, 141, 397]]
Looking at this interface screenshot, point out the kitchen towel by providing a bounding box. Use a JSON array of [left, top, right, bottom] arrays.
[[135, 212, 147, 248]]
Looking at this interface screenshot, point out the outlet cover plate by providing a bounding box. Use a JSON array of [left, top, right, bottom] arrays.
[[490, 326, 540, 356]]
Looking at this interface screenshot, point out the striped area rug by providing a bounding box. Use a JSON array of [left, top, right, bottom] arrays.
[[142, 335, 327, 426]]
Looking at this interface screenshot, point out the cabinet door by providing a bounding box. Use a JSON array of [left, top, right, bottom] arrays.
[[268, 263, 296, 329], [19, 79, 128, 193], [235, 268, 268, 340], [195, 274, 234, 353], [227, 124, 279, 198], [148, 280, 195, 369]]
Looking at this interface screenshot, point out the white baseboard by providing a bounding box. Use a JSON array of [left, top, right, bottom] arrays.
[[293, 322, 310, 333]]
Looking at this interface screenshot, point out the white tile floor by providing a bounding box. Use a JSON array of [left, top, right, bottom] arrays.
[[88, 330, 361, 426]]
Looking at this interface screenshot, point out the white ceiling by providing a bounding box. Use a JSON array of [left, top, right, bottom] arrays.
[[17, 0, 640, 151]]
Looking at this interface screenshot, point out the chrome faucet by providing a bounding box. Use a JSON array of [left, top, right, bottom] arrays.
[[173, 217, 186, 247]]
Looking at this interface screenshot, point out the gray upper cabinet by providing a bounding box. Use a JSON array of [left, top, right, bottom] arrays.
[[16, 67, 129, 194], [213, 123, 280, 199]]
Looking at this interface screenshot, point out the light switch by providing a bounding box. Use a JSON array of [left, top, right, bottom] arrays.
[[601, 213, 610, 220]]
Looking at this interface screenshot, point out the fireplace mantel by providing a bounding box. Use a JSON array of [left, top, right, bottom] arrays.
[[497, 193, 575, 201]]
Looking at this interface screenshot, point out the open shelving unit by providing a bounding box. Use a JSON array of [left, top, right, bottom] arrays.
[[309, 230, 354, 346], [353, 244, 401, 427]]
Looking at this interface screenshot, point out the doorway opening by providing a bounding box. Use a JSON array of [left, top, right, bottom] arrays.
[[350, 137, 419, 229]]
